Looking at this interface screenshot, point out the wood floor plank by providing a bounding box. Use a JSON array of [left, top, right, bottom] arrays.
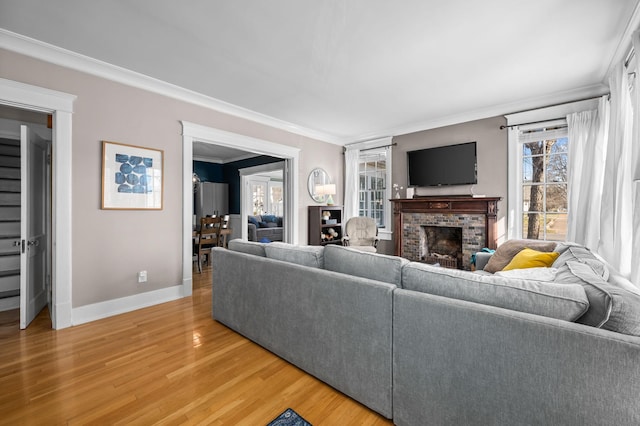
[[0, 264, 393, 425]]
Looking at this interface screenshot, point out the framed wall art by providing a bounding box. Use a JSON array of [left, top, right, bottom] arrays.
[[101, 141, 164, 210]]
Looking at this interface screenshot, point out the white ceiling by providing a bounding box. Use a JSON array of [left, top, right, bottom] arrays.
[[192, 141, 258, 163], [1, 0, 638, 144]]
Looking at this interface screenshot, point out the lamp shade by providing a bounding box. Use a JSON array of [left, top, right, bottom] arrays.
[[315, 184, 336, 195]]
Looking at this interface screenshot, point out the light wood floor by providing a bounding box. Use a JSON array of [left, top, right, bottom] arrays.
[[0, 263, 392, 425]]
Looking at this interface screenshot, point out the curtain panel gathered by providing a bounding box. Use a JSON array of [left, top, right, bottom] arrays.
[[566, 29, 640, 286], [343, 147, 359, 222], [566, 97, 609, 251], [630, 30, 640, 286]]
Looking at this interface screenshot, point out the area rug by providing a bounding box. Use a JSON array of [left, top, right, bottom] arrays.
[[267, 408, 312, 426]]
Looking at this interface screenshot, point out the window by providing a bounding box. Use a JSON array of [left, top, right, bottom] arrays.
[[249, 180, 267, 215], [358, 149, 387, 228], [268, 181, 283, 216], [513, 121, 568, 241], [248, 177, 283, 216], [344, 138, 392, 240]]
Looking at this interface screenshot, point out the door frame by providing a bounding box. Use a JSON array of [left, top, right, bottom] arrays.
[[181, 121, 299, 296], [240, 162, 285, 239], [0, 78, 75, 329]]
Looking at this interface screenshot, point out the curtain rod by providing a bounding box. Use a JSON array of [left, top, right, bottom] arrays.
[[499, 118, 566, 130], [360, 142, 397, 152], [499, 94, 608, 130], [343, 142, 397, 153]]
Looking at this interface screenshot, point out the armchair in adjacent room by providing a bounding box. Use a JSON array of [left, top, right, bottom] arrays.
[[342, 217, 379, 252]]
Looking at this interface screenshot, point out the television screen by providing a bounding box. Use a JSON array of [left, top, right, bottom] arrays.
[[407, 142, 477, 187]]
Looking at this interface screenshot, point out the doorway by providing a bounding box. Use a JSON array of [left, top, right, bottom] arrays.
[[240, 162, 285, 240], [181, 121, 300, 296], [0, 78, 75, 330], [0, 110, 51, 329]]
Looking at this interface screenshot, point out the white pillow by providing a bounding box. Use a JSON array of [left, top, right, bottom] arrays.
[[495, 267, 558, 282]]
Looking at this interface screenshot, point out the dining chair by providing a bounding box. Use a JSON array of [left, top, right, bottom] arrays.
[[196, 216, 222, 273]]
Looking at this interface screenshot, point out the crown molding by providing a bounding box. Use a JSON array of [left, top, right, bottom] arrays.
[[0, 28, 618, 147], [605, 0, 640, 79], [0, 29, 345, 145], [346, 83, 609, 142]]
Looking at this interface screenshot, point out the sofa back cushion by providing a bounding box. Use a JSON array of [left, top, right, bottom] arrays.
[[552, 245, 609, 279], [403, 262, 589, 321], [324, 245, 408, 286], [484, 239, 557, 273], [555, 260, 640, 336], [264, 242, 325, 268], [228, 239, 267, 257]]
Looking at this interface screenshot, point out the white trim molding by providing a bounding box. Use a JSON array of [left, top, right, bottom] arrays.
[[1, 29, 613, 147], [72, 286, 184, 326], [181, 121, 300, 296], [0, 78, 76, 329], [0, 29, 343, 145]]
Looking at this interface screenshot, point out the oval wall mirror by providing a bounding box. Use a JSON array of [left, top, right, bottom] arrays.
[[308, 168, 331, 203]]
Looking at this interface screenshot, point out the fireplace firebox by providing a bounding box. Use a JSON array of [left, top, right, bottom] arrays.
[[421, 226, 462, 269]]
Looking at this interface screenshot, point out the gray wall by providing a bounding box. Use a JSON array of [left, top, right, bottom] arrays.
[[1, 48, 343, 309], [391, 116, 509, 249]]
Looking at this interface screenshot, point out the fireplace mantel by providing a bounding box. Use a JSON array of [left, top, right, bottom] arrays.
[[391, 196, 501, 260]]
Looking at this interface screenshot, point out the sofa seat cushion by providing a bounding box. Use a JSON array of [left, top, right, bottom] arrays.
[[495, 267, 559, 282], [265, 242, 325, 268], [484, 239, 557, 273], [402, 262, 589, 321], [324, 245, 408, 287]]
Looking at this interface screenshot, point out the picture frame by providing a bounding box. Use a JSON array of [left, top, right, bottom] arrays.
[[101, 141, 164, 210]]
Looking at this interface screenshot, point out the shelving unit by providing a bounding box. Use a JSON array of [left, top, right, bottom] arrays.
[[308, 205, 343, 246]]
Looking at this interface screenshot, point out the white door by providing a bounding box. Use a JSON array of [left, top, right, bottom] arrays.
[[248, 179, 268, 215], [19, 125, 50, 329]]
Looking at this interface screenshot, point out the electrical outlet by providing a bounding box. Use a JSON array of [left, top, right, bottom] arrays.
[[138, 270, 147, 283]]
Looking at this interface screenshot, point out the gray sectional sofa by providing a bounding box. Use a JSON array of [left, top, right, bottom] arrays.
[[211, 240, 640, 425], [247, 214, 283, 242]]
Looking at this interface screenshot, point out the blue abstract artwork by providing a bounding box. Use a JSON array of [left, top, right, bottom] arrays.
[[103, 141, 163, 210], [114, 153, 154, 194]]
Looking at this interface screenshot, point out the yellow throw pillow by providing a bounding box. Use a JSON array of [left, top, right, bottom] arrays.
[[501, 248, 559, 271]]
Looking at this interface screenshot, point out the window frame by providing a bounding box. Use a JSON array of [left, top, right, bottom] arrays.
[[506, 99, 602, 241], [345, 138, 393, 241], [508, 119, 568, 240], [358, 148, 389, 230]]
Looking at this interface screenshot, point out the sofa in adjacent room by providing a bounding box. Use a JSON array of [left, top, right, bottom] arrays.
[[211, 239, 640, 425], [247, 214, 283, 242]]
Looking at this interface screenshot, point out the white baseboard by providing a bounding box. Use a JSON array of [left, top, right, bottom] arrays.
[[0, 295, 19, 312], [72, 285, 185, 326]]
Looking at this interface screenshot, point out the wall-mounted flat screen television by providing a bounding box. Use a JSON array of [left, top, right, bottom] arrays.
[[407, 141, 477, 187]]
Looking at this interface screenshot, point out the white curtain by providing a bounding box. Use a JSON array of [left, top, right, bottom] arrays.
[[598, 62, 634, 277], [566, 96, 609, 250], [343, 147, 359, 221], [630, 30, 640, 285]]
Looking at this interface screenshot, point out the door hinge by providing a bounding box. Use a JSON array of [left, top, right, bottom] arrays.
[[47, 154, 52, 165], [14, 239, 26, 254]]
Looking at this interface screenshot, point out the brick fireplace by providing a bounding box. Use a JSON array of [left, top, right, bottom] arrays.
[[392, 196, 500, 270]]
